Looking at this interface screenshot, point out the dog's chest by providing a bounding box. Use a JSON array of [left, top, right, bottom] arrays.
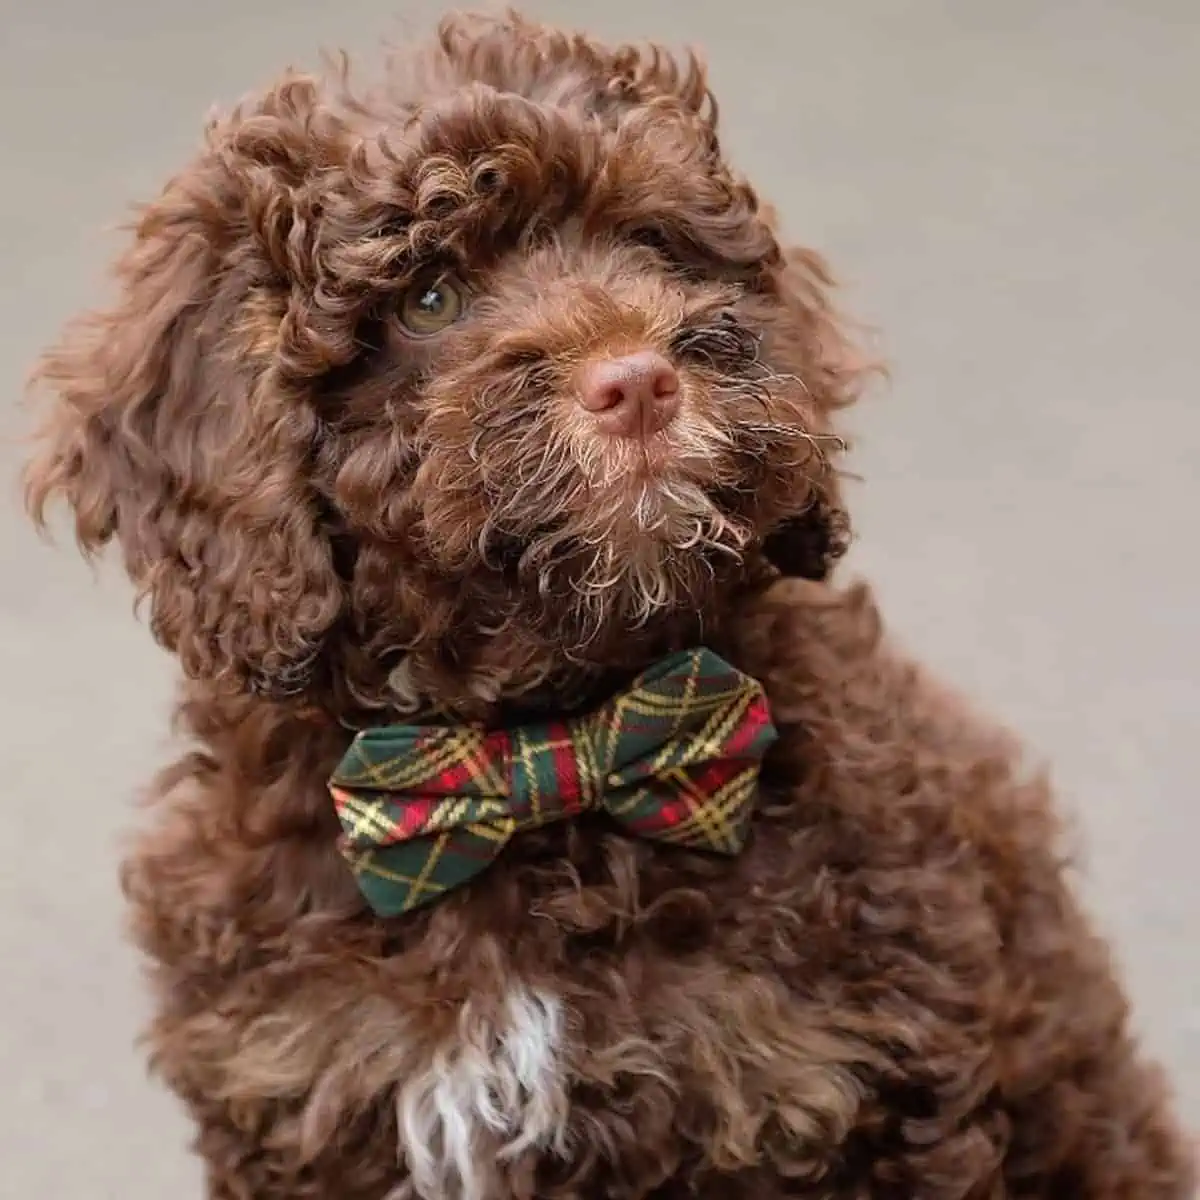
[[387, 962, 868, 1200], [392, 984, 570, 1200]]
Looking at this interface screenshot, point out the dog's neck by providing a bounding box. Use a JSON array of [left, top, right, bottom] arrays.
[[364, 561, 793, 729], [208, 563, 789, 738], [378, 629, 704, 729]]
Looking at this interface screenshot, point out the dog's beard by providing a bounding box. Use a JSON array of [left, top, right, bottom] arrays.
[[455, 404, 752, 647], [419, 361, 826, 651], [423, 421, 736, 624], [512, 486, 747, 647]]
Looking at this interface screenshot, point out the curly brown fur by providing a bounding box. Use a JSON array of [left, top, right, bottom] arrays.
[[23, 11, 1194, 1200]]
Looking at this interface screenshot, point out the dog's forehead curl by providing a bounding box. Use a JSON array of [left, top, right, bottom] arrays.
[[381, 11, 718, 124], [316, 82, 778, 300]]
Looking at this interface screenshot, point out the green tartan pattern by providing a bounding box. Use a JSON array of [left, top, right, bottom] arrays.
[[329, 648, 777, 916]]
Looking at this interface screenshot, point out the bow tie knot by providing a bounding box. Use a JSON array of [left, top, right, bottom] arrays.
[[329, 649, 777, 916]]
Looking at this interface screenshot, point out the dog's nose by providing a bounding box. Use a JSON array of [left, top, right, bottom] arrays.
[[577, 350, 681, 438]]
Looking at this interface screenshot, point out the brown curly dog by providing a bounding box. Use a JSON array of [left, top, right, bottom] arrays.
[[22, 11, 1194, 1200]]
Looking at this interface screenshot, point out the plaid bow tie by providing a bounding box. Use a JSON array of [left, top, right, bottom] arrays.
[[328, 648, 777, 916]]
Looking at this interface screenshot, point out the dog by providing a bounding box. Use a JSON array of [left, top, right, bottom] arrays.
[[23, 12, 1194, 1200]]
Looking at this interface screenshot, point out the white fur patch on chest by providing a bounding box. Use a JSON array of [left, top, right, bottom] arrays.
[[394, 985, 570, 1200]]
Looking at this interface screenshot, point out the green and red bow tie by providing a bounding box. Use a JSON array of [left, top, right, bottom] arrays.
[[328, 649, 777, 916]]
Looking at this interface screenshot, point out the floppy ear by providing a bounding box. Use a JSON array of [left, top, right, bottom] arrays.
[[23, 78, 348, 695], [761, 245, 871, 582]]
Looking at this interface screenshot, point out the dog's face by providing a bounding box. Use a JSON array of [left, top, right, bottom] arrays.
[[25, 14, 866, 718]]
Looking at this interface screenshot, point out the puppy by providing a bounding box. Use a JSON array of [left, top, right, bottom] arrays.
[[24, 12, 1194, 1200]]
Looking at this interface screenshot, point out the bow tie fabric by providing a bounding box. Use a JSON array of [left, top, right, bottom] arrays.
[[328, 649, 777, 916]]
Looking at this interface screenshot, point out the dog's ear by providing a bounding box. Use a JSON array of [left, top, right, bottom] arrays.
[[24, 77, 349, 696], [761, 245, 872, 583]]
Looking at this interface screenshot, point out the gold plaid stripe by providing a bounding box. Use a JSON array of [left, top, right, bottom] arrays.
[[663, 767, 756, 851]]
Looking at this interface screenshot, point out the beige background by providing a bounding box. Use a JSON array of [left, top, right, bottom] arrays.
[[2, 1, 1196, 1195]]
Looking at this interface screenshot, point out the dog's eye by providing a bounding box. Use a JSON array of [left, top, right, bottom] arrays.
[[399, 273, 466, 337]]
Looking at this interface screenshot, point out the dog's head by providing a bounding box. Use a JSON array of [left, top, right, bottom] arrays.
[[25, 13, 869, 718]]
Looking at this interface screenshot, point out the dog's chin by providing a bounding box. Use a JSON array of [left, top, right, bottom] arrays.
[[502, 472, 753, 650]]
